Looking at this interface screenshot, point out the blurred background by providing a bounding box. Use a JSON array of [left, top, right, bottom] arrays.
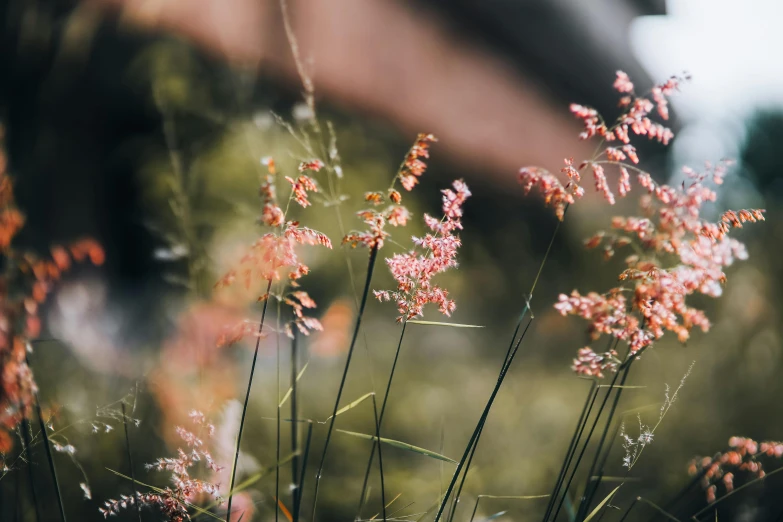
[[0, 0, 781, 520]]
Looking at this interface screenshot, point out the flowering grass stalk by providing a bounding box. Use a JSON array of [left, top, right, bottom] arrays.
[[34, 392, 66, 522], [517, 70, 765, 522], [310, 244, 379, 522], [224, 279, 272, 522]]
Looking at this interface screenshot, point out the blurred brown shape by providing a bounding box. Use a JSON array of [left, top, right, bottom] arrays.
[[90, 0, 594, 182]]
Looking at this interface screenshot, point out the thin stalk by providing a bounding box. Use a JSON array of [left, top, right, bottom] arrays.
[[276, 308, 281, 522], [542, 381, 599, 522], [647, 465, 711, 522], [577, 362, 634, 519], [433, 318, 533, 522], [226, 279, 273, 522], [291, 329, 300, 521], [34, 397, 66, 521], [357, 321, 408, 516], [445, 295, 536, 522], [20, 418, 40, 522], [618, 497, 640, 522], [311, 245, 379, 521], [121, 402, 142, 522], [293, 421, 313, 522], [469, 497, 483, 522], [549, 369, 622, 522], [439, 209, 565, 522], [370, 394, 387, 522], [447, 314, 529, 522], [446, 423, 483, 522]]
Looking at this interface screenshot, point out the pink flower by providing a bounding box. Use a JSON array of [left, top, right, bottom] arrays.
[[398, 133, 437, 191], [613, 71, 634, 93], [286, 175, 318, 208], [101, 413, 222, 520], [375, 180, 470, 322]]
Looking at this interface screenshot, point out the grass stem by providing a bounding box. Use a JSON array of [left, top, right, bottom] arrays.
[[225, 279, 273, 522], [121, 402, 142, 522], [34, 394, 66, 521], [357, 321, 407, 517], [311, 244, 379, 521]]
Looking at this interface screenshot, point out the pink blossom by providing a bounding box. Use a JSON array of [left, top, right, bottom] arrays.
[[375, 180, 470, 322]]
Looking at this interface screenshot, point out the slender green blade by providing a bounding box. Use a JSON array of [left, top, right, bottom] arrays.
[[583, 485, 621, 522], [336, 429, 457, 463], [279, 361, 310, 408], [408, 320, 484, 328], [322, 392, 375, 422]]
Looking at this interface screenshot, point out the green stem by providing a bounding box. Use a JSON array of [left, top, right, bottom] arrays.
[[311, 244, 379, 521], [225, 279, 273, 522], [357, 321, 407, 517]]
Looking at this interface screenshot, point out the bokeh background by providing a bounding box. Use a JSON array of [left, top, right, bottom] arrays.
[[0, 0, 781, 520]]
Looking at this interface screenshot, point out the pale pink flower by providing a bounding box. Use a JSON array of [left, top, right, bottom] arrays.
[[375, 180, 470, 322]]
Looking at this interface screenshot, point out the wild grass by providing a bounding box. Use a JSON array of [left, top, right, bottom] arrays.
[[0, 6, 777, 522]]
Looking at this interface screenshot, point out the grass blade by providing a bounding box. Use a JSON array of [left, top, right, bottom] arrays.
[[336, 430, 457, 464], [34, 398, 66, 521], [407, 321, 484, 328], [322, 392, 375, 422], [583, 485, 620, 522], [279, 361, 310, 408], [311, 245, 379, 522], [226, 279, 273, 522]]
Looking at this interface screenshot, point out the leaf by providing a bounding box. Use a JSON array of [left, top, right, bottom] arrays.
[[583, 485, 621, 522], [407, 320, 484, 328], [279, 361, 310, 408], [322, 393, 375, 422], [336, 429, 457, 463]]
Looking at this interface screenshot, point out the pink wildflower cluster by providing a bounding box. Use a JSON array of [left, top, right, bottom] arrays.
[[374, 180, 470, 322], [520, 72, 765, 378], [216, 156, 332, 339], [101, 411, 223, 521], [216, 222, 331, 288], [344, 134, 436, 250], [343, 189, 409, 250], [286, 159, 323, 208], [689, 437, 783, 503], [399, 133, 437, 191], [519, 71, 686, 218], [0, 128, 105, 455]]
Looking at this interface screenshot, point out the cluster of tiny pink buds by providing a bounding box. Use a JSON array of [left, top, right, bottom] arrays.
[[283, 290, 324, 338], [525, 73, 765, 378], [399, 134, 437, 191], [260, 157, 285, 227], [572, 347, 619, 379], [689, 437, 783, 502], [375, 180, 470, 322], [216, 155, 332, 343], [286, 174, 318, 208], [216, 222, 331, 292], [344, 135, 435, 250], [101, 412, 222, 520], [518, 161, 584, 221]]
